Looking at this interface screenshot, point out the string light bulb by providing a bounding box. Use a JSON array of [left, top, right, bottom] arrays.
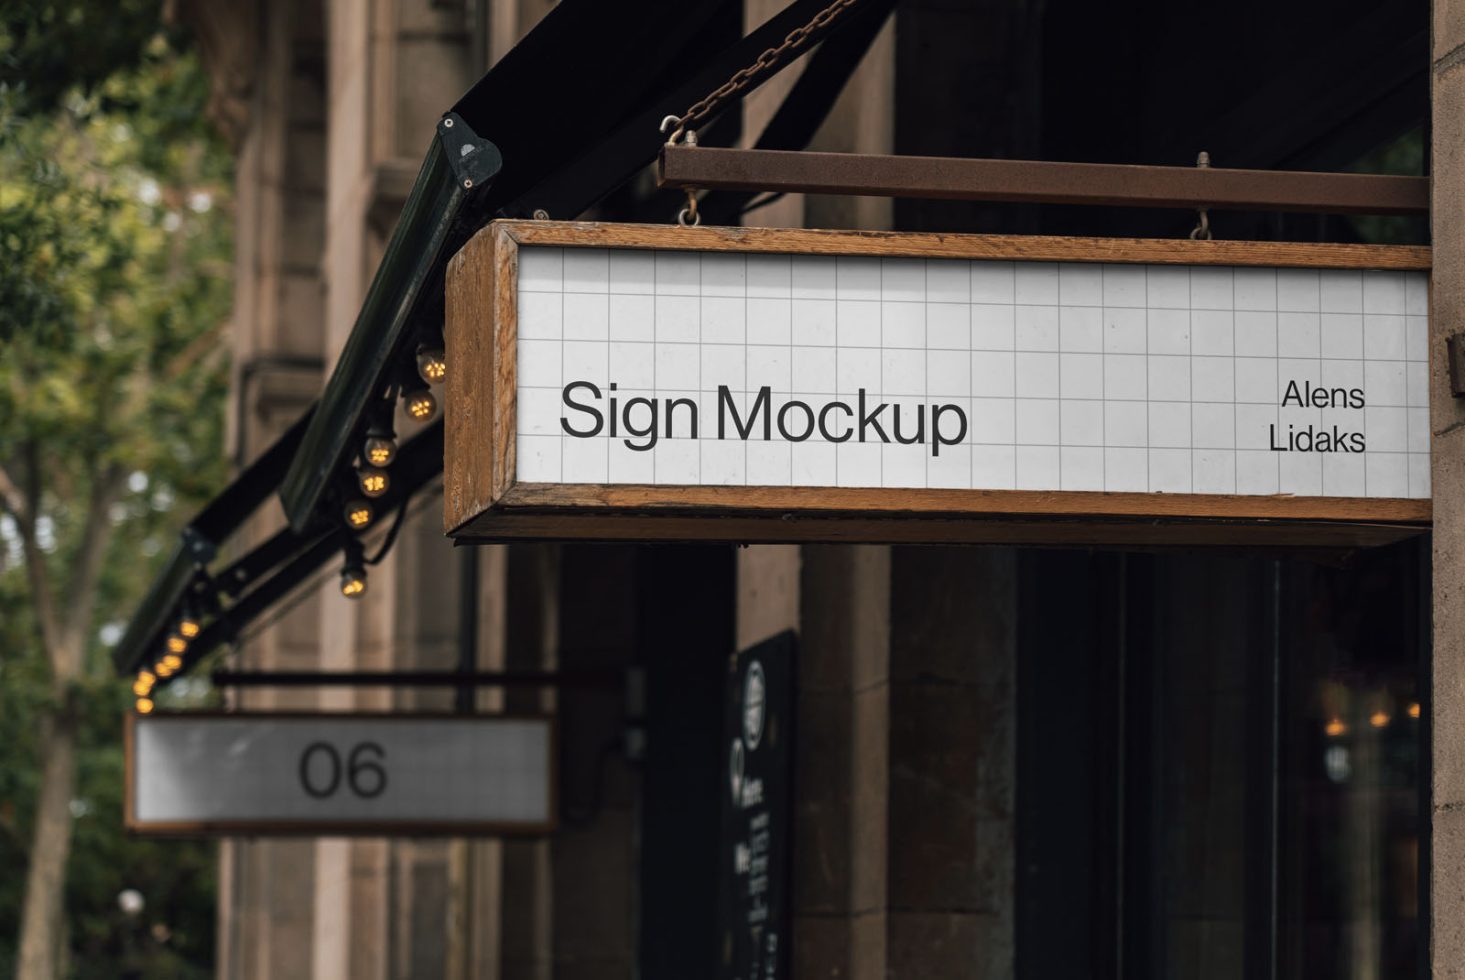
[[416, 344, 447, 384], [1369, 710, 1390, 729], [362, 399, 398, 466], [363, 433, 397, 467], [341, 564, 367, 599], [178, 617, 200, 639], [136, 698, 154, 715], [344, 499, 374, 530], [162, 654, 183, 672], [339, 538, 367, 599], [1324, 717, 1346, 738], [404, 387, 438, 422], [132, 675, 153, 697], [165, 632, 187, 655], [358, 465, 389, 498], [155, 659, 173, 678]]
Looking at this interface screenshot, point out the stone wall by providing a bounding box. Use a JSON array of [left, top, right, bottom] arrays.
[[1432, 1, 1465, 971]]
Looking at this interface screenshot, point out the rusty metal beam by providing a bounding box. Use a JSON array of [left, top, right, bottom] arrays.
[[658, 145, 1428, 215]]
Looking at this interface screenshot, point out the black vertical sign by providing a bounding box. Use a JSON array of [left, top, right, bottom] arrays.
[[717, 630, 796, 980]]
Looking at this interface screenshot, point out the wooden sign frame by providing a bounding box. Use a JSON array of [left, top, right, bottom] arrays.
[[124, 712, 559, 837], [444, 220, 1431, 547]]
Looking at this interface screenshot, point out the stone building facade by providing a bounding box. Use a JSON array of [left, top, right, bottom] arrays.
[[181, 0, 1441, 976]]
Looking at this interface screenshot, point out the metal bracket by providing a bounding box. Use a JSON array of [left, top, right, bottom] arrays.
[[438, 112, 502, 191], [1448, 334, 1465, 398], [209, 668, 625, 689], [181, 526, 217, 566], [657, 145, 1429, 215]]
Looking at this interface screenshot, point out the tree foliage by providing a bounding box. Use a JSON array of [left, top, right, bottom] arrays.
[[0, 6, 231, 975], [0, 0, 165, 119]]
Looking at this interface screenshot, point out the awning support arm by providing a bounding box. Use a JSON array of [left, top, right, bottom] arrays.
[[209, 669, 623, 690]]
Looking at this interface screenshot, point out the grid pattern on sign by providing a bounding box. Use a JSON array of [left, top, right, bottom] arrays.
[[513, 245, 1430, 499]]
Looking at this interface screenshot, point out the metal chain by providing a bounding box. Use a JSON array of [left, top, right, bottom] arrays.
[[662, 0, 861, 147]]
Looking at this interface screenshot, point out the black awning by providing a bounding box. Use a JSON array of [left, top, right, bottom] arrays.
[[115, 0, 889, 686], [112, 407, 315, 677], [114, 420, 444, 687], [274, 0, 854, 536]]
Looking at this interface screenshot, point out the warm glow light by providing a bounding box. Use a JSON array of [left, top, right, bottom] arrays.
[[340, 567, 367, 598], [405, 389, 438, 421], [1324, 717, 1346, 738], [179, 618, 200, 639], [417, 346, 447, 384], [132, 677, 152, 697], [165, 632, 187, 654], [358, 465, 389, 498], [363, 434, 397, 467], [155, 660, 173, 678], [162, 654, 183, 672], [344, 500, 374, 529], [1409, 702, 1422, 719], [1369, 710, 1390, 729], [135, 698, 154, 715]]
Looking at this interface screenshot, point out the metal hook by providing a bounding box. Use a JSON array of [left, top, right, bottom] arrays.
[[660, 114, 697, 147], [1190, 150, 1213, 241], [677, 187, 702, 226], [1189, 210, 1211, 241]]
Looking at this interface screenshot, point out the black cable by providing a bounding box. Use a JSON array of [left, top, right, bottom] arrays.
[[365, 499, 410, 565], [225, 484, 440, 651]]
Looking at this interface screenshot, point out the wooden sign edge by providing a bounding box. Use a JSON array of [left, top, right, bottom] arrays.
[[123, 711, 559, 838], [491, 219, 1432, 269], [443, 219, 1432, 544]]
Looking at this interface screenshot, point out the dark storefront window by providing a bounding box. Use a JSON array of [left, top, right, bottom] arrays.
[[1018, 539, 1425, 979], [1279, 550, 1424, 977]]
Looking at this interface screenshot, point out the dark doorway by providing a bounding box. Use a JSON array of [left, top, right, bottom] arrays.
[[1017, 539, 1427, 979]]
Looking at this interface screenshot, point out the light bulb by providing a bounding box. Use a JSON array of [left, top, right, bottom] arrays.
[[340, 565, 367, 598], [155, 660, 173, 678], [1324, 717, 1346, 738], [166, 632, 187, 655], [136, 698, 154, 715], [344, 500, 374, 529], [162, 654, 183, 672], [405, 388, 437, 422], [363, 434, 397, 467], [358, 465, 389, 498], [132, 676, 152, 697], [1369, 710, 1390, 729], [179, 618, 200, 639], [416, 346, 446, 384], [137, 670, 155, 688], [1408, 702, 1421, 719]]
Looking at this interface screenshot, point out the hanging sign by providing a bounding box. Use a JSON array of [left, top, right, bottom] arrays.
[[125, 713, 556, 836], [716, 631, 795, 980], [444, 220, 1431, 546]]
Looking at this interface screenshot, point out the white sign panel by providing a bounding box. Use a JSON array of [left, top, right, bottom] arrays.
[[127, 714, 554, 835], [512, 247, 1429, 499]]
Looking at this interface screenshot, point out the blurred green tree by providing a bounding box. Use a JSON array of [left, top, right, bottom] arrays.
[[0, 5, 231, 977]]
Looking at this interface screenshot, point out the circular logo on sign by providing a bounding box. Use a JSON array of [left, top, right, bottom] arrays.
[[729, 738, 745, 803], [743, 660, 766, 751]]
